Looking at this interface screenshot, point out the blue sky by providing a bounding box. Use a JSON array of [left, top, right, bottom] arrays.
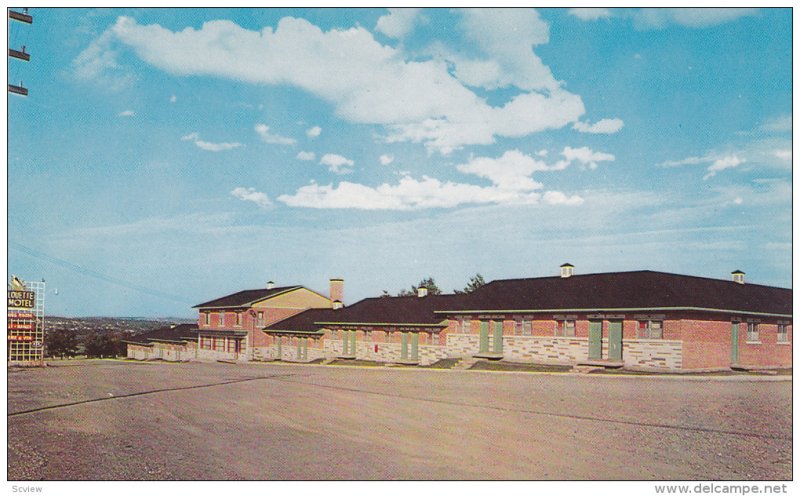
[[7, 7, 792, 317]]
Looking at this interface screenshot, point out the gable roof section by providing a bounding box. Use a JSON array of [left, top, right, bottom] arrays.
[[436, 270, 791, 316], [263, 308, 339, 334], [123, 323, 199, 345], [193, 286, 303, 309], [316, 293, 471, 326]]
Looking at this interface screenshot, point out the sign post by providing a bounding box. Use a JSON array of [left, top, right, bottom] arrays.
[[7, 276, 45, 367]]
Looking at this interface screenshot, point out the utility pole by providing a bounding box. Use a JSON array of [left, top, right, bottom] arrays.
[[8, 8, 32, 96]]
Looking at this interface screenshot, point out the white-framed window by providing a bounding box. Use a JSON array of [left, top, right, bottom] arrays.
[[330, 329, 338, 340], [777, 324, 789, 343], [556, 320, 576, 337], [429, 333, 437, 346], [257, 311, 264, 326], [746, 322, 760, 342], [515, 319, 532, 336], [637, 320, 663, 339], [236, 312, 243, 327], [204, 312, 210, 326], [461, 318, 471, 334], [218, 311, 225, 327]]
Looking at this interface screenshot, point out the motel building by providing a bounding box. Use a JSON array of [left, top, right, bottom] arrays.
[[127, 266, 791, 372]]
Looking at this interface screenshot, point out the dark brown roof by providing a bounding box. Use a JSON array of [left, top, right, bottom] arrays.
[[193, 286, 302, 309], [436, 270, 791, 316], [316, 294, 470, 326], [263, 308, 338, 333], [123, 323, 199, 345]]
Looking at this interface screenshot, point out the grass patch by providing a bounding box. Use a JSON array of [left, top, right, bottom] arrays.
[[470, 361, 572, 373], [424, 358, 460, 369], [328, 359, 385, 367]]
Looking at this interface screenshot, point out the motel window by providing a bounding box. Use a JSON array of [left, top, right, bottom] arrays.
[[459, 318, 471, 334], [204, 312, 210, 326], [218, 311, 224, 327], [637, 320, 663, 339], [236, 312, 243, 327], [257, 311, 264, 326], [746, 323, 760, 342], [331, 330, 338, 340], [777, 324, 789, 343], [429, 333, 437, 346], [556, 320, 576, 337], [515, 319, 532, 336], [201, 337, 211, 350]]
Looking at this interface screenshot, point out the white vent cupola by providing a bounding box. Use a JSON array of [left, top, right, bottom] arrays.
[[560, 263, 575, 278], [731, 270, 745, 285]]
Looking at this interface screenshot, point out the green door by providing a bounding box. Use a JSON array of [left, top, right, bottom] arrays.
[[296, 339, 302, 359], [342, 331, 349, 355], [277, 336, 282, 360], [731, 322, 739, 364], [401, 333, 408, 359], [492, 321, 503, 353], [588, 321, 602, 360], [411, 333, 419, 360], [350, 331, 357, 357], [479, 321, 490, 353], [303, 339, 308, 360], [608, 321, 622, 361]]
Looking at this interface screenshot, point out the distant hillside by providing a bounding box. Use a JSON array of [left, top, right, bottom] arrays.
[[46, 316, 196, 338]]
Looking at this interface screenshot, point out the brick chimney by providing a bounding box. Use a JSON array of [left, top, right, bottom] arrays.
[[329, 278, 344, 304], [560, 263, 574, 278], [731, 270, 745, 285]]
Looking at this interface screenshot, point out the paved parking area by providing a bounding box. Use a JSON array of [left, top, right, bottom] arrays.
[[7, 360, 792, 480]]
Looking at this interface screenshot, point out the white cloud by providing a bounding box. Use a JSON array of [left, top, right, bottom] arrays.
[[320, 153, 355, 174], [573, 118, 624, 134], [254, 123, 296, 145], [78, 15, 589, 154], [279, 149, 587, 210], [375, 8, 421, 39], [169, 95, 177, 103], [633, 8, 758, 29], [561, 146, 615, 170], [296, 151, 316, 161], [71, 30, 135, 91], [379, 154, 394, 166], [181, 131, 243, 152], [758, 115, 791, 133], [231, 187, 272, 208], [306, 126, 322, 138], [772, 149, 791, 161], [703, 155, 744, 180], [568, 8, 611, 21], [118, 110, 135, 117]]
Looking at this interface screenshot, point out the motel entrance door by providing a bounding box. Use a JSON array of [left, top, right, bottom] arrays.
[[588, 321, 603, 360], [607, 321, 623, 361], [731, 322, 740, 364]]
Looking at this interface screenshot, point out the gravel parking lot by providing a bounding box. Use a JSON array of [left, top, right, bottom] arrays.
[[7, 360, 791, 480]]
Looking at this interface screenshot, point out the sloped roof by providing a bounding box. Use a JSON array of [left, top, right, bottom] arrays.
[[123, 323, 199, 345], [193, 286, 302, 309], [263, 308, 338, 333], [436, 270, 792, 316], [316, 293, 470, 326]]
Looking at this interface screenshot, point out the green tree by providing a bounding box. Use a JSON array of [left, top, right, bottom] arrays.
[[398, 277, 441, 296], [455, 273, 486, 294], [84, 331, 125, 358], [45, 328, 79, 359]]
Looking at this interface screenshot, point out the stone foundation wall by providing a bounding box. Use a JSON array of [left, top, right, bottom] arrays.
[[196, 348, 247, 362], [503, 336, 588, 364], [446, 334, 480, 357], [324, 339, 446, 365], [127, 344, 150, 360], [623, 340, 682, 369]]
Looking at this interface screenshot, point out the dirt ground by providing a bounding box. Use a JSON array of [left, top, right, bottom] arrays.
[[7, 359, 792, 480]]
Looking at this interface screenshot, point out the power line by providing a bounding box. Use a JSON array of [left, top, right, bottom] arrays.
[[9, 240, 193, 305]]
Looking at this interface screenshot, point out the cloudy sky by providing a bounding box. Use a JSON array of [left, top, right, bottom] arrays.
[[7, 7, 792, 317]]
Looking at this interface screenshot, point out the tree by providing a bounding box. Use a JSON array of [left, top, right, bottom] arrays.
[[455, 273, 486, 294], [45, 328, 79, 359], [84, 331, 125, 358], [398, 277, 442, 296]]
